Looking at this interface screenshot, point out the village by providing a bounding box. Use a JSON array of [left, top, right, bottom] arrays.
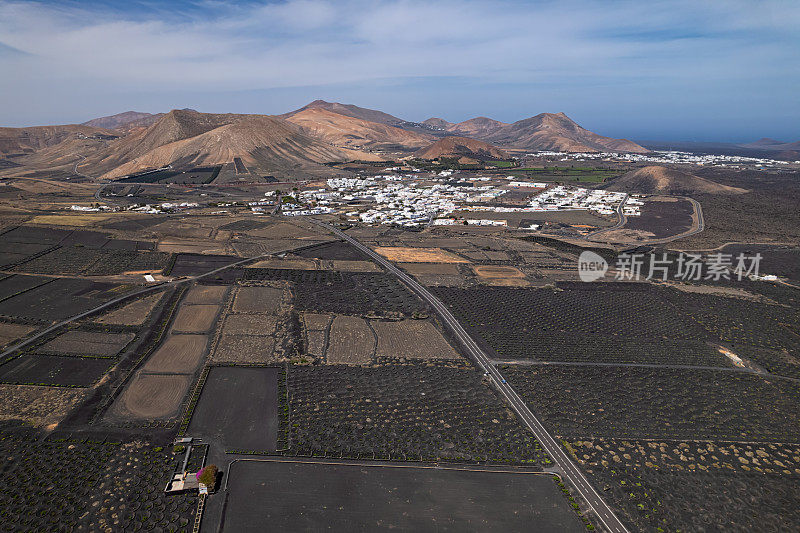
[[533, 149, 798, 168]]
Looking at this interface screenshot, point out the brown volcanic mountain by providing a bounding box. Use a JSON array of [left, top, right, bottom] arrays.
[[0, 124, 115, 157], [422, 117, 453, 130], [282, 99, 406, 126], [447, 117, 507, 137], [742, 138, 800, 152], [414, 136, 508, 160], [90, 111, 360, 179], [87, 109, 246, 173], [481, 112, 647, 153], [284, 108, 433, 151], [607, 166, 748, 195], [83, 111, 162, 132]]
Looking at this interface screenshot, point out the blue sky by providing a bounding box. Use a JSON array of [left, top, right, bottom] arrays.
[[1, 0, 798, 142]]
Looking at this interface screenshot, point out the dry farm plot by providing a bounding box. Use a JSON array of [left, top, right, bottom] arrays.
[[247, 257, 318, 270], [324, 260, 381, 273], [221, 314, 277, 336], [117, 373, 191, 419], [183, 284, 228, 304], [246, 221, 329, 240], [0, 384, 86, 427], [326, 315, 375, 365], [141, 334, 208, 374], [232, 286, 283, 314], [28, 214, 113, 226], [375, 247, 469, 263], [306, 330, 326, 357], [302, 313, 331, 357], [399, 262, 462, 276], [472, 265, 529, 286], [0, 322, 35, 348], [170, 304, 220, 333], [157, 239, 229, 255], [41, 330, 134, 356], [372, 319, 460, 360], [212, 335, 276, 364], [303, 313, 333, 331], [94, 292, 163, 326]]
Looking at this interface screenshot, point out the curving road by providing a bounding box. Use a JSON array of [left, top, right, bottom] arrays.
[[587, 195, 705, 246], [586, 193, 629, 239], [311, 220, 629, 533]]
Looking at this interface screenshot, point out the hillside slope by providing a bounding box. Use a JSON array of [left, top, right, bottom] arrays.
[[282, 99, 406, 126], [482, 113, 647, 153], [447, 117, 507, 138], [284, 108, 432, 151], [414, 136, 509, 160], [83, 111, 162, 132], [0, 125, 115, 156], [606, 166, 748, 195], [422, 117, 453, 130], [95, 113, 358, 179]]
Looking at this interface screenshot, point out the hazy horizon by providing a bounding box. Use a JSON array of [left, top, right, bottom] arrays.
[[1, 0, 798, 143]]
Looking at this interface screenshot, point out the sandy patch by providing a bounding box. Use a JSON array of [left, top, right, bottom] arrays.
[[170, 304, 220, 333], [0, 384, 86, 427], [119, 373, 191, 419], [327, 315, 375, 365], [141, 334, 208, 373], [372, 320, 460, 360], [0, 323, 36, 348], [375, 247, 469, 264]]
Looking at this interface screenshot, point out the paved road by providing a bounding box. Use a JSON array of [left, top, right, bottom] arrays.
[[586, 193, 628, 239], [311, 220, 629, 533], [587, 195, 705, 246]]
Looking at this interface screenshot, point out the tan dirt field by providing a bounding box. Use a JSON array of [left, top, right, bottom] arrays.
[[221, 314, 278, 336], [42, 331, 134, 356], [232, 286, 283, 314], [375, 247, 469, 263], [212, 335, 276, 363], [95, 293, 163, 326], [414, 274, 468, 287], [232, 239, 331, 256], [303, 313, 332, 331], [399, 263, 462, 276], [183, 284, 228, 304], [151, 222, 213, 239], [247, 222, 328, 240], [0, 384, 86, 427], [306, 330, 326, 356], [246, 257, 318, 270], [170, 304, 220, 333], [485, 251, 511, 261], [119, 373, 191, 419], [0, 323, 36, 348], [28, 214, 113, 226], [324, 260, 381, 272], [141, 334, 208, 373], [472, 265, 530, 286], [372, 320, 461, 360], [157, 240, 229, 254], [326, 315, 375, 365]]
